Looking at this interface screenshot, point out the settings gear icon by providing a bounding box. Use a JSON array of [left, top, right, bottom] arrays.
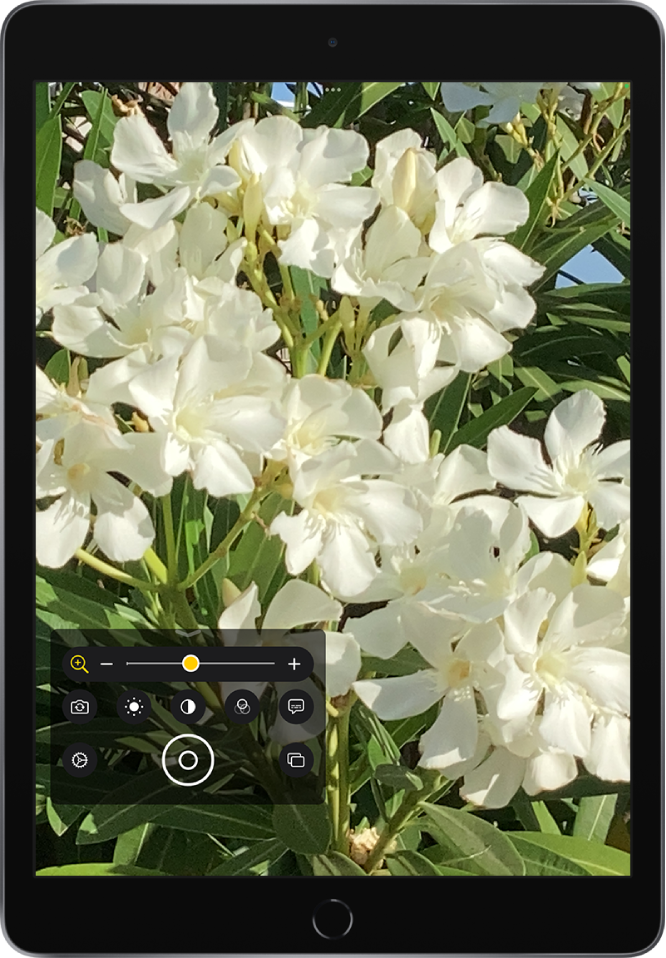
[[71, 751, 88, 770]]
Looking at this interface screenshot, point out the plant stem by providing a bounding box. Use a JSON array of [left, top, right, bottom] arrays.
[[317, 321, 342, 376], [162, 495, 177, 585], [326, 693, 354, 853], [363, 787, 424, 874], [143, 547, 168, 585], [177, 486, 269, 591], [74, 548, 156, 592]]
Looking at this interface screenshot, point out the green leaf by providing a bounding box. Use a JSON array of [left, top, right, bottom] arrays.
[[508, 835, 592, 876], [273, 802, 331, 855], [374, 764, 422, 792], [313, 852, 367, 876], [37, 863, 167, 877], [302, 82, 401, 129], [211, 81, 229, 131], [44, 348, 70, 385], [593, 232, 630, 278], [80, 90, 118, 150], [36, 115, 62, 216], [447, 387, 537, 451], [532, 801, 561, 835], [230, 493, 292, 601], [588, 181, 631, 227], [513, 366, 561, 401], [420, 804, 525, 876], [290, 266, 325, 359], [422, 81, 440, 100], [430, 108, 470, 158], [573, 794, 618, 843], [557, 115, 588, 179], [513, 326, 623, 366], [157, 804, 275, 840], [36, 82, 50, 132], [510, 151, 559, 250], [209, 838, 287, 875], [386, 850, 447, 876], [36, 569, 148, 630], [46, 797, 84, 836], [113, 823, 156, 865], [425, 372, 471, 453], [511, 832, 629, 875]]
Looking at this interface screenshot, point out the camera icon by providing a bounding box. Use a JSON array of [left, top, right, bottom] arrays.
[[70, 699, 89, 715]]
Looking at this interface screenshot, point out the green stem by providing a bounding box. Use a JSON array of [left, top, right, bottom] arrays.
[[563, 114, 631, 203], [326, 693, 354, 853], [74, 548, 156, 592], [143, 547, 168, 585], [177, 486, 269, 592], [317, 321, 342, 376], [363, 788, 424, 874], [239, 727, 286, 803], [162, 495, 177, 585]]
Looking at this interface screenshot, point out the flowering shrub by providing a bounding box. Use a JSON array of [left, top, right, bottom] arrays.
[[36, 81, 631, 876]]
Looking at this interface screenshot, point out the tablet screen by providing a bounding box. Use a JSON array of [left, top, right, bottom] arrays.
[[36, 81, 630, 878]]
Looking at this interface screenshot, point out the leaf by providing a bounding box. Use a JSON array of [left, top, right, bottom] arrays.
[[430, 108, 470, 158], [513, 326, 623, 366], [157, 804, 275, 840], [510, 151, 559, 250], [290, 266, 325, 359], [593, 232, 630, 278], [209, 838, 287, 875], [44, 348, 70, 384], [556, 115, 588, 179], [420, 804, 525, 876], [532, 801, 561, 835], [387, 850, 448, 876], [36, 115, 62, 216], [508, 835, 592, 876], [588, 181, 630, 227], [37, 863, 167, 877], [425, 372, 471, 453], [80, 90, 118, 150], [302, 82, 401, 129], [273, 802, 331, 855], [512, 832, 629, 875], [36, 82, 50, 132], [113, 823, 156, 865], [374, 764, 422, 792], [313, 852, 367, 876], [210, 81, 229, 132], [36, 569, 148, 630], [573, 794, 618, 844], [46, 797, 84, 836], [447, 387, 537, 450], [513, 366, 561, 401]]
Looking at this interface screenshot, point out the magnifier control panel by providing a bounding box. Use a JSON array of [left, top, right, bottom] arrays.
[[44, 629, 326, 805]]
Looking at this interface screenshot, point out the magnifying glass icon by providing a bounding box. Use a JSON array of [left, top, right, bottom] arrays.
[[70, 654, 89, 674]]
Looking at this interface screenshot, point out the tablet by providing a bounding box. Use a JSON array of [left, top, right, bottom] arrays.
[[7, 2, 663, 954]]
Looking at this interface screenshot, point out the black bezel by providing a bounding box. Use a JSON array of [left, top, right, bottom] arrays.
[[6, 3, 663, 954]]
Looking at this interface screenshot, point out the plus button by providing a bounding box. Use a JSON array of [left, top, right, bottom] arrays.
[[288, 657, 300, 671]]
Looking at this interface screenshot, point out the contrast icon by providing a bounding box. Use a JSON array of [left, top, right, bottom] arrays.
[[170, 689, 206, 725], [70, 654, 89, 674]]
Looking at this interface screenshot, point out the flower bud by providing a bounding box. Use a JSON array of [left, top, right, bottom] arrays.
[[221, 578, 242, 608], [392, 148, 418, 213], [243, 174, 263, 242]]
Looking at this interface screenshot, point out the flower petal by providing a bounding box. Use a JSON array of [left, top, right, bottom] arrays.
[[587, 482, 631, 531], [487, 426, 558, 495], [120, 186, 192, 230], [36, 491, 90, 567], [540, 690, 591, 757], [461, 747, 526, 808], [90, 475, 155, 562], [545, 389, 605, 461], [584, 714, 630, 781], [192, 443, 254, 497], [111, 114, 179, 183], [418, 689, 478, 768], [168, 82, 218, 147], [323, 632, 361, 697], [263, 579, 341, 630], [353, 670, 442, 720], [518, 494, 586, 538], [271, 510, 324, 577], [523, 749, 577, 795], [566, 647, 630, 714], [73, 160, 131, 235], [218, 582, 261, 633]]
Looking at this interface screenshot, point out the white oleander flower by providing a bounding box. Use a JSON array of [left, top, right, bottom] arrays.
[[235, 115, 379, 276], [372, 129, 437, 230], [73, 160, 137, 235], [111, 82, 250, 230], [36, 420, 170, 567], [271, 440, 422, 597], [272, 374, 382, 471], [127, 335, 285, 497], [354, 618, 504, 770], [331, 205, 431, 310], [487, 389, 630, 537], [440, 82, 543, 124], [36, 366, 117, 444], [36, 209, 97, 325]]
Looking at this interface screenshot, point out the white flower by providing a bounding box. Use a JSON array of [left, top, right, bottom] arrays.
[[36, 366, 117, 444], [331, 206, 431, 310], [372, 129, 437, 229], [36, 421, 170, 567], [272, 374, 382, 470], [72, 159, 136, 235], [440, 82, 543, 124], [354, 619, 504, 770], [271, 440, 422, 597], [429, 157, 529, 254], [236, 115, 379, 276], [36, 209, 97, 325], [217, 579, 361, 737], [588, 520, 630, 598], [487, 389, 630, 537], [485, 586, 629, 756], [128, 336, 285, 497], [111, 82, 249, 230]]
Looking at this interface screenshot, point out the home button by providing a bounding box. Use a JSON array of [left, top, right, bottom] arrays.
[[312, 899, 353, 939]]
